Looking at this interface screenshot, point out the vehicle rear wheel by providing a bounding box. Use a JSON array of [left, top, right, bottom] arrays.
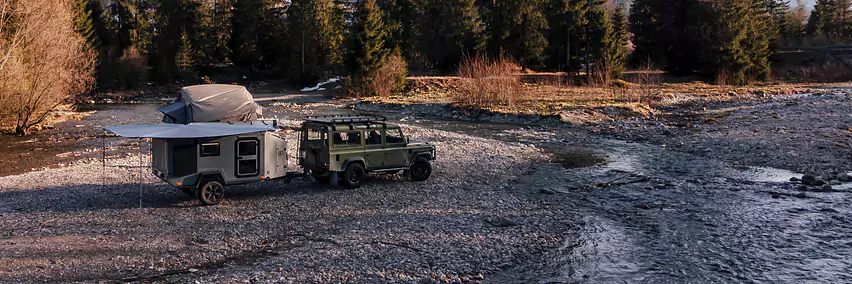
[[342, 163, 366, 188], [197, 180, 225, 205], [409, 158, 432, 181]]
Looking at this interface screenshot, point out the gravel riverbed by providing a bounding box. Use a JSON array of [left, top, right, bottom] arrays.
[[2, 88, 852, 283], [0, 117, 573, 283]]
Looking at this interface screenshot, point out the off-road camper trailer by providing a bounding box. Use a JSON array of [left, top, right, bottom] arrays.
[[106, 121, 290, 205]]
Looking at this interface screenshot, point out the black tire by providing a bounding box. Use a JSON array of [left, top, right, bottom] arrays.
[[180, 187, 195, 196], [197, 180, 225, 205], [341, 163, 366, 188], [409, 158, 432, 181]]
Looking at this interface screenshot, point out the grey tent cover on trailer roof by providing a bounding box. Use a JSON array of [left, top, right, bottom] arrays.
[[105, 122, 275, 139], [159, 84, 263, 124]]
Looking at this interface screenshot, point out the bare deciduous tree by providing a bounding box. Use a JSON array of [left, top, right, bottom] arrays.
[[0, 0, 94, 135]]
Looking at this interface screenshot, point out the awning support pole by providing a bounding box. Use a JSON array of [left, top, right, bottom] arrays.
[[102, 132, 106, 189], [138, 138, 143, 209]]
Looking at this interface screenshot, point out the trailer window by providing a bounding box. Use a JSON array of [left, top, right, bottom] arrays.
[[200, 143, 220, 157], [238, 140, 258, 156]]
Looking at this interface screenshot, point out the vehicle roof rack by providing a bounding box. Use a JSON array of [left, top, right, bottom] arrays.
[[304, 115, 388, 124]]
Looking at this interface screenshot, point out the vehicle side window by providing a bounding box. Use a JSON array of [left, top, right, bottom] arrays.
[[366, 130, 382, 145], [200, 143, 220, 157], [386, 129, 404, 144], [333, 131, 362, 147]]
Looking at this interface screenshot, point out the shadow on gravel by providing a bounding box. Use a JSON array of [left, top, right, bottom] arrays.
[[0, 180, 334, 213]]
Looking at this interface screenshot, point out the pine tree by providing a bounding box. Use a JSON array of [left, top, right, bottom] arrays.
[[106, 0, 135, 57], [377, 0, 420, 61], [149, 0, 184, 81], [349, 0, 390, 76], [585, 0, 608, 80], [629, 0, 664, 66], [231, 0, 280, 69], [484, 0, 549, 68], [600, 5, 628, 80], [777, 0, 807, 45], [629, 0, 715, 76], [807, 0, 851, 43], [715, 0, 772, 84], [149, 0, 205, 81], [419, 0, 485, 71], [193, 0, 234, 69], [286, 0, 345, 84], [72, 0, 100, 50], [545, 0, 588, 72]]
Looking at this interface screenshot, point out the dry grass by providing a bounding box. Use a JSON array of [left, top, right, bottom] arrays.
[[455, 56, 527, 108]]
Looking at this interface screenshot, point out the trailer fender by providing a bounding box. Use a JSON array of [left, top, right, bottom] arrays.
[[196, 171, 226, 186]]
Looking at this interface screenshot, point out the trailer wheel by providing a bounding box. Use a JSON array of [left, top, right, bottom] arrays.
[[197, 180, 225, 205], [342, 163, 365, 188]]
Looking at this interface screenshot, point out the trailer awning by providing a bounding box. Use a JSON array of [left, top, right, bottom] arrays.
[[105, 122, 275, 139]]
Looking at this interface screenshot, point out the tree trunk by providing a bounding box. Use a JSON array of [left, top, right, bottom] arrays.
[[15, 125, 28, 136]]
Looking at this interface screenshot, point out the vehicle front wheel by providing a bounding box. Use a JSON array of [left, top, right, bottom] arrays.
[[197, 180, 225, 205], [342, 163, 366, 189], [409, 158, 432, 181]]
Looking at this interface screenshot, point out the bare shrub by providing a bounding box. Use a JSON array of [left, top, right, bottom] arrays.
[[347, 54, 408, 98], [456, 56, 524, 108], [588, 62, 612, 87], [0, 0, 95, 135], [809, 60, 852, 82], [625, 61, 663, 103]]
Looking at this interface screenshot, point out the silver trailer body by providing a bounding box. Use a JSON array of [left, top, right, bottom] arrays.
[[106, 121, 287, 192], [151, 131, 287, 188]]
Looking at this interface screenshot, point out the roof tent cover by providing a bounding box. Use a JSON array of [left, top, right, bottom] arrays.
[[159, 84, 262, 124], [105, 122, 275, 139]]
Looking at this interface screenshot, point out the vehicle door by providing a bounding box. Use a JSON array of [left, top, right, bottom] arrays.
[[383, 128, 408, 168], [364, 129, 385, 169], [236, 138, 259, 177], [331, 130, 365, 169], [299, 126, 327, 169]]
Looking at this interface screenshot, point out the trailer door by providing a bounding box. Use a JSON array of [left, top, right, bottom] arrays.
[[236, 139, 259, 177]]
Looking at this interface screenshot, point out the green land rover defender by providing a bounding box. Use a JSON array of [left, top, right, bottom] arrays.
[[298, 115, 436, 188]]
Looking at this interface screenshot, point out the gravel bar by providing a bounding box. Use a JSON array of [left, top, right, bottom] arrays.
[[0, 121, 574, 283]]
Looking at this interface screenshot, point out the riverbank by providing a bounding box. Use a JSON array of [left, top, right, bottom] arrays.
[[1, 82, 851, 282]]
